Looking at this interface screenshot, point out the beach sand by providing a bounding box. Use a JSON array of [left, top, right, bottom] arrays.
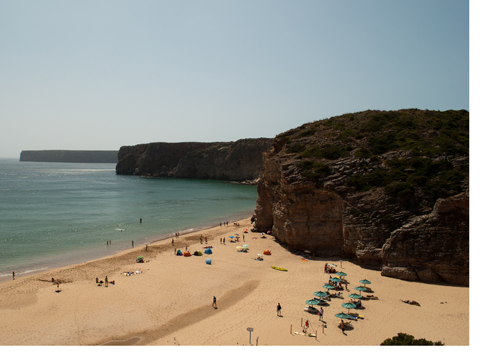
[[0, 218, 469, 346]]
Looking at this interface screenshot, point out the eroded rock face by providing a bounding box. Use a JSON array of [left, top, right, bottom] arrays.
[[116, 138, 272, 181], [253, 109, 469, 285], [381, 193, 469, 285]]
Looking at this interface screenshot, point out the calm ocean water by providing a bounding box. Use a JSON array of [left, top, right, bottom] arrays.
[[0, 159, 258, 281]]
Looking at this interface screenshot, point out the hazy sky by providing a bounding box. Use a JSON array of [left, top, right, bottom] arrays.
[[0, 0, 470, 158]]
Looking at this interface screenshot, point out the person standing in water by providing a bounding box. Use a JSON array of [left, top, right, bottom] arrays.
[[140, 218, 142, 223]]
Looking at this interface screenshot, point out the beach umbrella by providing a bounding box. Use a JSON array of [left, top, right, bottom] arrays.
[[359, 279, 371, 285], [229, 236, 235, 239], [330, 277, 342, 283], [349, 293, 363, 299], [336, 272, 347, 277], [306, 299, 320, 305], [314, 291, 328, 298], [323, 284, 335, 290], [354, 286, 368, 295], [342, 302, 357, 313], [304, 250, 311, 254], [243, 244, 249, 248], [335, 312, 351, 319]]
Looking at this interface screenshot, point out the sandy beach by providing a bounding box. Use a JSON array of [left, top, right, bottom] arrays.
[[0, 217, 469, 347]]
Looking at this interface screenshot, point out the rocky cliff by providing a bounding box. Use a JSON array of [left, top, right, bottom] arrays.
[[253, 109, 468, 285], [116, 138, 272, 181], [20, 150, 118, 163]]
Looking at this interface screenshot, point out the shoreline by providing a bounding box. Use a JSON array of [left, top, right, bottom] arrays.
[[0, 211, 254, 284], [0, 217, 469, 346]]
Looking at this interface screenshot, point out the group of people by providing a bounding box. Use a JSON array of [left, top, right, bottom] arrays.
[[324, 263, 338, 273], [219, 221, 229, 226], [96, 276, 114, 287]]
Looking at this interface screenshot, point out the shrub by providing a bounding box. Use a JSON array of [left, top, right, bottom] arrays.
[[384, 182, 414, 199], [354, 147, 372, 159], [381, 333, 444, 346], [286, 143, 306, 154], [368, 132, 398, 154]]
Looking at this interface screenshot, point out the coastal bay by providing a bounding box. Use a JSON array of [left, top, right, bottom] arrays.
[[0, 218, 468, 346]]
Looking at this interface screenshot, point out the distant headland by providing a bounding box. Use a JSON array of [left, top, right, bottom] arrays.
[[19, 150, 118, 163]]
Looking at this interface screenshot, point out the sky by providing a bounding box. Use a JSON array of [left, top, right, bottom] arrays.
[[0, 0, 470, 158]]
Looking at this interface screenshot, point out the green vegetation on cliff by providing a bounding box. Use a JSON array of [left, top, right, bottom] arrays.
[[275, 109, 468, 210]]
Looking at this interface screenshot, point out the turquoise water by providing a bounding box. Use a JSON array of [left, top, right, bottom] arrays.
[[0, 159, 258, 281]]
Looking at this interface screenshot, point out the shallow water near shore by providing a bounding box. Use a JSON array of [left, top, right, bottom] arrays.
[[0, 159, 258, 281]]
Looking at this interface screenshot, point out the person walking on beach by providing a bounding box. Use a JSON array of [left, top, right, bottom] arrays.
[[212, 296, 217, 309], [105, 276, 108, 287], [132, 241, 134, 248], [12, 271, 15, 280], [276, 303, 282, 316], [140, 218, 142, 223], [340, 319, 345, 334], [172, 239, 174, 246], [145, 244, 148, 252], [319, 307, 324, 321]]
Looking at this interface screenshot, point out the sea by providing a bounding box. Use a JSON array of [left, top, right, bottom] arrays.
[[0, 159, 258, 282]]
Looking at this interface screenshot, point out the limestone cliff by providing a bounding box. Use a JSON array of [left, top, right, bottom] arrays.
[[116, 138, 272, 181], [253, 109, 468, 285], [20, 150, 118, 163]]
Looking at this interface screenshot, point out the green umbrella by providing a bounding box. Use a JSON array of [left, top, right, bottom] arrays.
[[359, 279, 371, 285], [335, 312, 351, 319], [306, 299, 320, 305], [314, 291, 328, 298], [342, 302, 356, 313], [330, 278, 342, 283], [336, 272, 347, 277], [323, 284, 335, 290], [354, 286, 368, 295], [349, 293, 363, 299]]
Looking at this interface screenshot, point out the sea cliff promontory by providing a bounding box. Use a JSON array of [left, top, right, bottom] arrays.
[[252, 109, 469, 285], [116, 138, 272, 182], [20, 150, 118, 163]]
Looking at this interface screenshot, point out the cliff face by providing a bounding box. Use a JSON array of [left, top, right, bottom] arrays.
[[116, 138, 272, 181], [253, 109, 469, 285], [20, 150, 118, 163]]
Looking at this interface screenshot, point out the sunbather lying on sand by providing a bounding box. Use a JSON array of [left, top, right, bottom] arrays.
[[401, 299, 420, 306]]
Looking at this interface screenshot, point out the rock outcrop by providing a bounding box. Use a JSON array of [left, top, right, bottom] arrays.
[[116, 138, 272, 181], [20, 150, 118, 163], [253, 109, 469, 285]]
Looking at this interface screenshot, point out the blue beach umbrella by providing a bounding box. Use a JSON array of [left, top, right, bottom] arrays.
[[306, 299, 320, 305], [335, 312, 351, 319], [359, 279, 371, 285], [336, 272, 347, 277], [323, 284, 335, 290], [330, 278, 342, 283]]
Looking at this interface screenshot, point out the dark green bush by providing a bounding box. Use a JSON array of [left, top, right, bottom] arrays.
[[286, 143, 306, 154], [384, 182, 414, 199], [354, 147, 372, 159], [381, 333, 444, 346]]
